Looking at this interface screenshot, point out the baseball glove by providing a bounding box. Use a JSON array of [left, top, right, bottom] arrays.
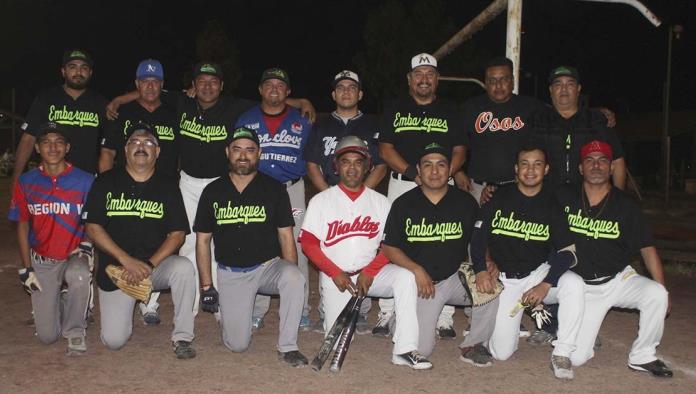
[[105, 265, 152, 303], [458, 262, 503, 307]]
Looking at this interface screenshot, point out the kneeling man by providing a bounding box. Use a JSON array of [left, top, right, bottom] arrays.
[[471, 145, 584, 379], [300, 135, 430, 369], [194, 127, 308, 367]]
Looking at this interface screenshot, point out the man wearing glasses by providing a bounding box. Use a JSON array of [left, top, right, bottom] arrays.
[[83, 123, 196, 359]]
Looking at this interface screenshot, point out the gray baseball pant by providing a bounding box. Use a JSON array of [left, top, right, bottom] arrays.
[[31, 252, 91, 343], [99, 255, 196, 350], [417, 272, 498, 357], [218, 257, 305, 353], [253, 178, 310, 320]]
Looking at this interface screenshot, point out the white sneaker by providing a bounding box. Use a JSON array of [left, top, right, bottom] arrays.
[[392, 351, 433, 370], [551, 355, 574, 380]]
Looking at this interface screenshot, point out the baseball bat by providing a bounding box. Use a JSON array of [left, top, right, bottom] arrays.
[[329, 296, 365, 373], [311, 295, 359, 371]]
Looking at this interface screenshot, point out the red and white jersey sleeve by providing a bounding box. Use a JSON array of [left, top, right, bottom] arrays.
[[301, 186, 390, 273]]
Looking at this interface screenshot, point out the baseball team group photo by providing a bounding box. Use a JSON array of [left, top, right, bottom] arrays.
[[2, 1, 694, 392]]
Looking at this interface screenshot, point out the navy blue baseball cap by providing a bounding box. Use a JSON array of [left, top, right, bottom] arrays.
[[136, 59, 164, 80]]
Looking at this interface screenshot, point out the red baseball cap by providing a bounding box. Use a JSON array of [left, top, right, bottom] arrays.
[[580, 140, 613, 161]]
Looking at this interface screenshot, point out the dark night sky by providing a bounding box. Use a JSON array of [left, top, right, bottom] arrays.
[[1, 0, 694, 116]]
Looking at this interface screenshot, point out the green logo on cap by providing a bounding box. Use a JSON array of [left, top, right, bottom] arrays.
[[553, 67, 571, 76], [234, 129, 254, 139], [200, 64, 217, 73], [425, 142, 444, 150], [70, 51, 87, 59]]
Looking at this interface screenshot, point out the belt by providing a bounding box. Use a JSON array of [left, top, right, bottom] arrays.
[[283, 177, 302, 187], [31, 249, 64, 264], [391, 171, 415, 182], [472, 179, 516, 187], [584, 275, 613, 285], [502, 271, 531, 279], [217, 257, 278, 273]]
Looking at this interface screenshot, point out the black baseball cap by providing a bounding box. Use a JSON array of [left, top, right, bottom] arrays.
[[227, 126, 260, 147], [418, 142, 450, 163], [193, 62, 223, 79], [62, 49, 93, 67], [125, 122, 159, 144], [548, 66, 580, 84], [259, 68, 290, 88], [36, 122, 70, 142]]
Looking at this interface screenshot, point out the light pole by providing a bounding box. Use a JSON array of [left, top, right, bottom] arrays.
[[663, 24, 683, 205]]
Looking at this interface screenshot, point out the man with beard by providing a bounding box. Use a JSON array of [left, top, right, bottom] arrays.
[[194, 127, 308, 367], [13, 49, 107, 180], [84, 123, 196, 359], [376, 53, 467, 339]]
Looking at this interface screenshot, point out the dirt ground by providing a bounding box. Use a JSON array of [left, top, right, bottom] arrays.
[[1, 178, 695, 394]]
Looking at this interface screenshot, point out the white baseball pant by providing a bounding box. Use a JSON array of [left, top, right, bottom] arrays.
[[320, 264, 419, 355], [489, 263, 585, 360], [570, 265, 668, 367]]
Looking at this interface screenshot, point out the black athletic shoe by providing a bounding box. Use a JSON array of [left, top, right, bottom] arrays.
[[628, 359, 673, 378], [172, 341, 196, 359], [436, 326, 456, 340], [391, 351, 433, 370], [278, 350, 308, 368]]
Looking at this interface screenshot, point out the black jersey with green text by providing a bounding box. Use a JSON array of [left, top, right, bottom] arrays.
[[83, 168, 190, 291], [379, 97, 466, 166], [163, 92, 254, 178], [193, 172, 294, 268], [101, 101, 179, 177], [383, 185, 478, 281], [475, 185, 573, 274], [555, 185, 653, 279], [22, 85, 107, 174]]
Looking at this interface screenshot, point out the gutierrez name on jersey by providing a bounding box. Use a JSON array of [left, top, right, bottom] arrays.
[[105, 192, 164, 219], [475, 112, 524, 133], [179, 113, 227, 142], [490, 210, 550, 241], [48, 105, 100, 127], [214, 202, 267, 225], [324, 216, 380, 247], [392, 112, 448, 134], [405, 218, 462, 242], [565, 207, 620, 239]]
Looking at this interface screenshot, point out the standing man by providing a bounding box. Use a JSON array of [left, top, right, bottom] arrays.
[[382, 143, 498, 365], [99, 59, 178, 178], [9, 122, 94, 355], [459, 57, 545, 203], [235, 68, 313, 330], [557, 140, 672, 378], [13, 49, 107, 181], [83, 123, 196, 359], [98, 59, 179, 325], [304, 70, 387, 332], [470, 145, 584, 379], [530, 66, 626, 190], [193, 127, 308, 367], [300, 135, 431, 369], [377, 53, 467, 338]]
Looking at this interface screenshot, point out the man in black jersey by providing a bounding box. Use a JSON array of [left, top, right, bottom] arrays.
[[556, 140, 672, 378], [471, 145, 584, 379]]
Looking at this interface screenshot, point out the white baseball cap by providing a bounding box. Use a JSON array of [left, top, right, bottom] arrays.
[[411, 53, 437, 70], [332, 70, 361, 88]]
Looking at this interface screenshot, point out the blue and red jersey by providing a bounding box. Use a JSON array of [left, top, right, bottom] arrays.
[[8, 163, 94, 260]]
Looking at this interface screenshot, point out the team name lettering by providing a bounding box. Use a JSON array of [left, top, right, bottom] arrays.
[[474, 112, 525, 133], [48, 105, 100, 127], [27, 202, 83, 215], [322, 136, 338, 156], [565, 207, 620, 239], [214, 202, 267, 224], [179, 113, 227, 142], [324, 216, 380, 246], [105, 192, 164, 219], [490, 210, 549, 241], [392, 112, 448, 134], [404, 218, 462, 242], [258, 129, 303, 149], [121, 120, 175, 141]]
